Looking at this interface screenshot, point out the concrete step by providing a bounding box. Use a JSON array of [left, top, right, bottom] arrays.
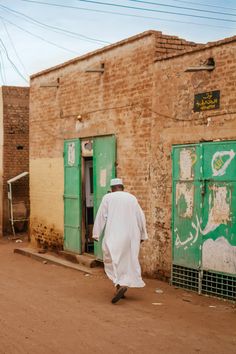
[[59, 251, 103, 268], [14, 247, 104, 275]]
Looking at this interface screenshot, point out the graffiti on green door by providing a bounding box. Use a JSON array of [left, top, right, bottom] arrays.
[[173, 141, 236, 275]]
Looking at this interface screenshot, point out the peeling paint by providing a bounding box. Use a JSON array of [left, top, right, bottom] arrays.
[[176, 183, 194, 218], [179, 149, 193, 180], [202, 186, 231, 235], [68, 142, 75, 166], [202, 237, 236, 274], [100, 169, 107, 187]]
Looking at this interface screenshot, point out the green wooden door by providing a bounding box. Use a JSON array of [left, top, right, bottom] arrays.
[[93, 135, 116, 260], [64, 139, 82, 253]]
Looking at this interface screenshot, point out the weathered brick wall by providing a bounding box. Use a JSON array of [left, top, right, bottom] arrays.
[[2, 86, 29, 234], [152, 37, 236, 278], [0, 88, 3, 235], [30, 31, 195, 274]]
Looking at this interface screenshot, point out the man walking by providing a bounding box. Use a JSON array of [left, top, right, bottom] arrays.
[[93, 178, 148, 304]]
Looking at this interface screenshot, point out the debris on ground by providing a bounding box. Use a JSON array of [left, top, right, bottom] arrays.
[[15, 239, 23, 243], [155, 288, 163, 294], [152, 302, 163, 306], [43, 261, 47, 265]]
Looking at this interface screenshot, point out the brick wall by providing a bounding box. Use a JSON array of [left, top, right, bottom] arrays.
[[152, 37, 236, 278], [29, 31, 196, 274], [2, 86, 29, 234]]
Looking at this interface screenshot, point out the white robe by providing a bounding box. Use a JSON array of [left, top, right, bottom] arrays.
[[93, 191, 148, 288]]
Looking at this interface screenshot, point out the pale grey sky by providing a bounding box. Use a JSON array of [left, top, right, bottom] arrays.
[[0, 0, 235, 86]]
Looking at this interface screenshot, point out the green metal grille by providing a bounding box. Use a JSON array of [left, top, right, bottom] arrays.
[[172, 264, 199, 292], [202, 271, 236, 301]]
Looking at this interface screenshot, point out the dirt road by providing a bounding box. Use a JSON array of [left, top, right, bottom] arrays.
[[0, 239, 235, 354]]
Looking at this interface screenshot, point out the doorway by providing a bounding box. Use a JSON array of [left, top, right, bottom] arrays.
[[83, 154, 94, 253]]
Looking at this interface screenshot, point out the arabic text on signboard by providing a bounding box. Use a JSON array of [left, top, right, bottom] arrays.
[[194, 90, 220, 112]]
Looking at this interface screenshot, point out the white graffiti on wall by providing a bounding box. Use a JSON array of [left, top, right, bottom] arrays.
[[175, 185, 231, 249], [175, 215, 201, 249], [212, 150, 235, 176]]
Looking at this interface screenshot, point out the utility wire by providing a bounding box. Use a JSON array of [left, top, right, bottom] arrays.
[[0, 4, 110, 45], [0, 37, 28, 83], [170, 0, 236, 12], [0, 50, 6, 84], [0, 49, 6, 83], [0, 15, 79, 55], [16, 0, 236, 30], [1, 19, 28, 76], [127, 0, 236, 17], [76, 0, 236, 23]]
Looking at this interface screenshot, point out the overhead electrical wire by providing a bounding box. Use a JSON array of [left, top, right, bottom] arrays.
[[76, 0, 236, 23], [0, 37, 28, 83], [0, 15, 79, 55], [0, 50, 6, 84], [127, 0, 236, 17], [16, 0, 236, 30], [1, 19, 28, 76], [0, 3, 110, 45], [170, 0, 236, 12]]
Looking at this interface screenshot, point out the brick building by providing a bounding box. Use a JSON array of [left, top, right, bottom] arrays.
[[0, 86, 29, 236], [153, 35, 236, 299], [29, 30, 197, 275], [29, 29, 236, 295]]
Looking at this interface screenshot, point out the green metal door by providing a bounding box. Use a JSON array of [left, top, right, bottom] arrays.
[[93, 135, 116, 260], [201, 141, 236, 275], [172, 144, 203, 269], [64, 139, 82, 253], [172, 141, 236, 274]]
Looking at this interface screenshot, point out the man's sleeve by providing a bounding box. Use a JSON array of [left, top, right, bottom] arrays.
[[136, 203, 148, 241], [92, 197, 108, 241]]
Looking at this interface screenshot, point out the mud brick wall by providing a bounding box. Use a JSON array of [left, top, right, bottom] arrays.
[[29, 31, 196, 274], [32, 221, 63, 250], [152, 37, 236, 278], [2, 86, 29, 234]]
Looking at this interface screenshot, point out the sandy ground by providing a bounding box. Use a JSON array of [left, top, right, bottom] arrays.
[[0, 238, 235, 354]]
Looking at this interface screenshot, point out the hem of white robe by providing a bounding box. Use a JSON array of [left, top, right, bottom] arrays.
[[105, 270, 146, 288], [114, 282, 146, 288]]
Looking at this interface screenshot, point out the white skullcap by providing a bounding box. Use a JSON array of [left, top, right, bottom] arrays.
[[110, 178, 123, 186]]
